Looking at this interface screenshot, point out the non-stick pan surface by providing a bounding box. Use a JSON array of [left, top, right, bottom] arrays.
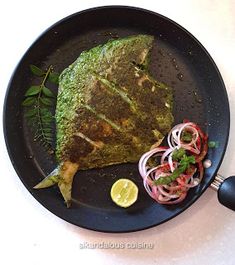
[[3, 6, 230, 232]]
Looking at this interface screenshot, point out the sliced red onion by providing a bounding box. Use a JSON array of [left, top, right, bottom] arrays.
[[138, 121, 207, 205], [138, 147, 167, 178], [158, 186, 180, 199]]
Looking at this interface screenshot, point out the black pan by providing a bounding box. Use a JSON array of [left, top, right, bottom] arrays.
[[3, 6, 233, 233]]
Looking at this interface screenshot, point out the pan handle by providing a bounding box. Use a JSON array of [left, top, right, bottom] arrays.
[[211, 175, 235, 211]]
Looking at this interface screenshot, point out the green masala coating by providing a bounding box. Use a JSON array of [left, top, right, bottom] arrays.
[[55, 35, 173, 169]]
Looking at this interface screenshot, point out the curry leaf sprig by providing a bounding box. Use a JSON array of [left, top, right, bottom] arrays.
[[22, 65, 59, 150]]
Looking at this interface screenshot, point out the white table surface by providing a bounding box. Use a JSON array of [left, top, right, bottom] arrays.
[[1, 1, 235, 264]]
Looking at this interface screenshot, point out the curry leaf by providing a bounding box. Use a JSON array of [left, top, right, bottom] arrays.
[[40, 97, 53, 106], [42, 86, 55, 98], [22, 97, 36, 106], [25, 85, 41, 96], [30, 65, 45, 76], [24, 108, 37, 118], [23, 65, 59, 150], [48, 72, 59, 84]]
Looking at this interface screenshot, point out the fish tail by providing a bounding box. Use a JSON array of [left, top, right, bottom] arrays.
[[34, 162, 79, 208], [33, 167, 60, 189], [58, 161, 79, 207]]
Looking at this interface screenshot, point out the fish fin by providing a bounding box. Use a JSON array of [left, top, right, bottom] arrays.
[[58, 162, 79, 207], [34, 168, 60, 189]]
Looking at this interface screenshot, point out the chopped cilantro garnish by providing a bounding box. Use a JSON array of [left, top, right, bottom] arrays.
[[208, 141, 219, 148], [172, 148, 186, 161], [181, 131, 193, 142], [154, 154, 195, 185]]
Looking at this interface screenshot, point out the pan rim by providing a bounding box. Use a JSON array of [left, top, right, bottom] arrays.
[[3, 5, 230, 233]]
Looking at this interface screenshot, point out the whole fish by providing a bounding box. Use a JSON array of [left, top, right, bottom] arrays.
[[34, 35, 173, 207]]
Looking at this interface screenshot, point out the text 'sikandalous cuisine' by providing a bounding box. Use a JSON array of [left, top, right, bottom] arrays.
[[25, 35, 209, 207]]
